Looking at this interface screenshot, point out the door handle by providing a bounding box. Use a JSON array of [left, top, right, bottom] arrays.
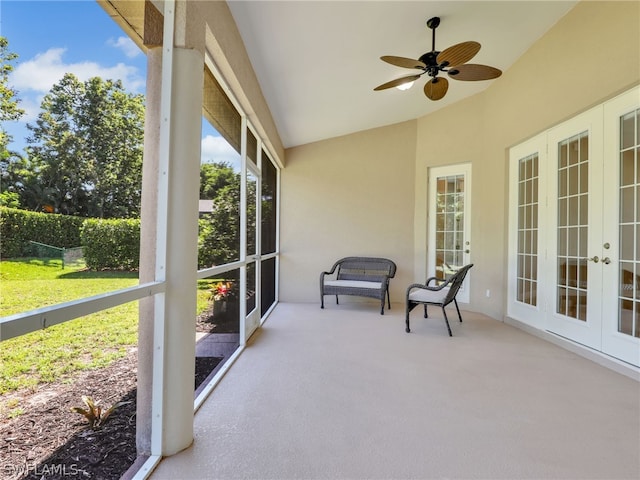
[[602, 257, 611, 265], [586, 256, 599, 263]]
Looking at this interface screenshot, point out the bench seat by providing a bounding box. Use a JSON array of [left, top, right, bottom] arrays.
[[323, 280, 382, 289]]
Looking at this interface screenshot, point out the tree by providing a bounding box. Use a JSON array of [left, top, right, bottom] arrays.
[[198, 163, 242, 267], [23, 73, 144, 217], [0, 36, 25, 154], [0, 150, 44, 210], [0, 37, 26, 204], [200, 161, 237, 200]]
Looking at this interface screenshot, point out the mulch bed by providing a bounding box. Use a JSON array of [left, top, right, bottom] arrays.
[[0, 306, 237, 480]]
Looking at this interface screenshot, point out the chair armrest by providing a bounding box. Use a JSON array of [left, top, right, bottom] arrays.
[[406, 283, 426, 294], [426, 275, 454, 289]]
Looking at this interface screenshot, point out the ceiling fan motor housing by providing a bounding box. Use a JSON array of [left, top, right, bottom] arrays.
[[418, 51, 441, 77]]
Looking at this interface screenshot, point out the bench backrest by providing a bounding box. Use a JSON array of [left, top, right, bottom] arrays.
[[336, 257, 397, 283]]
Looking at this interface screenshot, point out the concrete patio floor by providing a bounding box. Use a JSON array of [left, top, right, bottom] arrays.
[[150, 302, 640, 479]]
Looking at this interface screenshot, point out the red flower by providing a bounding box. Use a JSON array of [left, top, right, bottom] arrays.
[[212, 281, 233, 301]]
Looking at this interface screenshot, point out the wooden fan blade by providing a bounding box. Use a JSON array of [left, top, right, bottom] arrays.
[[436, 41, 481, 67], [424, 77, 449, 100], [381, 55, 426, 69], [374, 75, 421, 91], [448, 64, 502, 81]]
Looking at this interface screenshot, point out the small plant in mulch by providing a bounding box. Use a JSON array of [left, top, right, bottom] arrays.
[[71, 395, 130, 428]]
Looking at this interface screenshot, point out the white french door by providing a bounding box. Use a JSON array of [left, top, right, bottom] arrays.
[[507, 135, 547, 326], [508, 86, 640, 366], [428, 164, 472, 303], [546, 108, 604, 349], [601, 89, 640, 365]]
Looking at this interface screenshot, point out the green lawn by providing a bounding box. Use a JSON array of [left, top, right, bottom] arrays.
[[0, 258, 214, 413], [0, 259, 139, 399]]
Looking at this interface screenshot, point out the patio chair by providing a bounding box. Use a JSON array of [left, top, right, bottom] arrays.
[[405, 264, 474, 336]]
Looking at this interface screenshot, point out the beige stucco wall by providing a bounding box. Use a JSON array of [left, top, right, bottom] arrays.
[[280, 0, 639, 319], [281, 121, 417, 306]]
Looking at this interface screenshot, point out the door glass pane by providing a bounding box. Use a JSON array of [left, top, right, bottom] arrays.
[[618, 109, 640, 337], [621, 149, 634, 186], [435, 174, 464, 280], [516, 154, 538, 306], [621, 111, 636, 150], [557, 132, 588, 321]]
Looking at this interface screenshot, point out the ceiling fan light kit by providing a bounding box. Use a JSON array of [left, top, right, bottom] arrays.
[[396, 81, 415, 91], [375, 16, 502, 101]]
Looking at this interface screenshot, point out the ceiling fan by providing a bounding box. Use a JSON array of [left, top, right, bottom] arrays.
[[374, 16, 502, 101]]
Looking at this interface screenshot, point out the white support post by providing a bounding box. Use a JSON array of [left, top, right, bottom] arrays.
[[160, 47, 203, 455], [151, 0, 204, 456]]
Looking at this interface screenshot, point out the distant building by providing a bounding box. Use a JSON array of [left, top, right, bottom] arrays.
[[199, 199, 213, 216]]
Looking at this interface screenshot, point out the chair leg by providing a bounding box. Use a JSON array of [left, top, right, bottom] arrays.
[[454, 298, 463, 322], [335, 295, 339, 305], [321, 294, 324, 309], [405, 305, 411, 333], [387, 288, 391, 310], [423, 305, 428, 318], [442, 307, 452, 336], [380, 297, 385, 315]]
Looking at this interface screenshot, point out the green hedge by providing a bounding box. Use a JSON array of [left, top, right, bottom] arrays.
[[0, 208, 141, 270], [0, 207, 84, 258], [81, 218, 140, 270]]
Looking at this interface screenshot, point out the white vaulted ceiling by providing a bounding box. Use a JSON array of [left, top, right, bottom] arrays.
[[228, 1, 578, 148]]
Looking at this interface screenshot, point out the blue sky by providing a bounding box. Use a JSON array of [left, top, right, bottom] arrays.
[[1, 0, 236, 164]]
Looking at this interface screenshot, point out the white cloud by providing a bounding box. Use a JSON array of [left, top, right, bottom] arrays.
[[8, 47, 145, 137], [16, 96, 43, 123], [201, 134, 241, 167], [107, 36, 141, 59], [10, 47, 145, 95]]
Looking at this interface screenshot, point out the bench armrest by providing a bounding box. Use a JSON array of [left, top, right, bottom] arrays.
[[320, 261, 340, 283]]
